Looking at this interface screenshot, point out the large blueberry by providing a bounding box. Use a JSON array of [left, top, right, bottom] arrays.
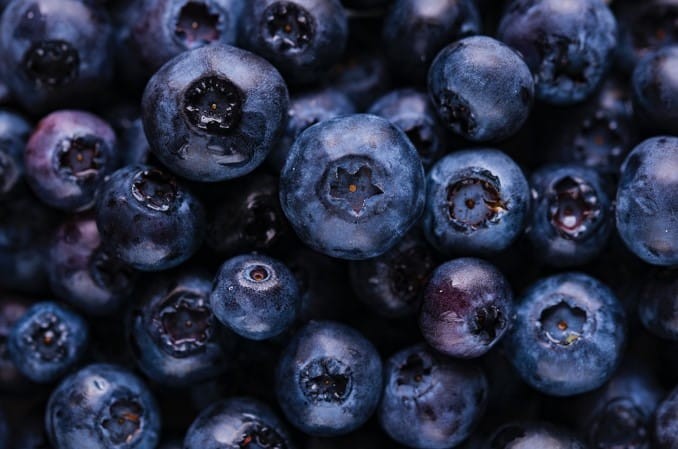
[[428, 36, 534, 142], [45, 364, 160, 449], [505, 273, 626, 396], [142, 43, 288, 182], [497, 0, 617, 105], [275, 321, 382, 436], [616, 137, 678, 266], [632, 45, 678, 135], [95, 164, 206, 271], [379, 343, 487, 449], [280, 114, 425, 260], [423, 149, 530, 256]]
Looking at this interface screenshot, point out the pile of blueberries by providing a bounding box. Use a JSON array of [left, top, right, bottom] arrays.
[[0, 0, 676, 447]]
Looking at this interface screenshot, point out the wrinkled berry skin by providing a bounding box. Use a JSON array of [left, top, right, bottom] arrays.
[[184, 397, 295, 449], [368, 88, 449, 169], [24, 110, 118, 211], [505, 273, 626, 396], [423, 149, 530, 256], [280, 114, 425, 260], [276, 321, 383, 436], [128, 271, 230, 386], [528, 164, 613, 267], [45, 364, 160, 449], [95, 164, 206, 271], [632, 45, 678, 135], [487, 422, 587, 449], [142, 43, 288, 182], [428, 36, 533, 142], [382, 0, 481, 84], [497, 0, 617, 105], [0, 0, 114, 114], [120, 0, 244, 84], [210, 253, 300, 340], [349, 231, 438, 318], [616, 137, 678, 266], [239, 0, 348, 84], [379, 343, 487, 449], [0, 109, 31, 200], [638, 268, 678, 340], [8, 301, 88, 383], [268, 88, 356, 172], [48, 215, 137, 316], [419, 258, 513, 358]]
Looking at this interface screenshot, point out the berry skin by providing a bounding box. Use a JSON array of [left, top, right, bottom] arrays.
[[95, 164, 206, 271], [632, 45, 678, 135], [210, 253, 301, 340], [0, 296, 32, 391], [24, 110, 118, 212], [276, 321, 383, 436], [487, 422, 587, 449], [419, 258, 513, 358], [239, 0, 348, 84], [428, 35, 534, 142], [497, 0, 617, 105], [615, 137, 678, 266], [504, 273, 626, 396], [7, 301, 88, 384], [142, 43, 289, 182], [638, 268, 678, 340], [378, 343, 488, 449], [184, 397, 294, 449], [423, 149, 530, 256], [280, 114, 425, 260], [45, 364, 160, 449], [654, 385, 678, 449], [0, 109, 31, 200]]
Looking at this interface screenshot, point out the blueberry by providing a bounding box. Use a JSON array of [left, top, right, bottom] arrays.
[[24, 110, 118, 211], [48, 214, 137, 316], [128, 270, 231, 386], [0, 296, 33, 392], [0, 109, 31, 199], [268, 88, 356, 172], [379, 343, 487, 449], [7, 301, 88, 383], [210, 253, 300, 340], [349, 231, 438, 318], [45, 363, 160, 449], [616, 136, 678, 266], [0, 0, 114, 114], [653, 384, 678, 449], [487, 422, 587, 449], [419, 258, 513, 358], [505, 273, 626, 396], [632, 45, 678, 135], [279, 114, 425, 260], [497, 0, 617, 105], [368, 88, 450, 169], [423, 149, 530, 256], [95, 164, 206, 271], [142, 43, 289, 182], [239, 0, 348, 84], [184, 397, 295, 449], [275, 321, 382, 436], [638, 268, 678, 340], [382, 0, 480, 84], [428, 36, 534, 142], [527, 164, 613, 267], [324, 49, 392, 111], [106, 104, 152, 166]]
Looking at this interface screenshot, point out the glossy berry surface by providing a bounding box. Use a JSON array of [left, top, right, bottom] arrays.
[[7, 301, 88, 383], [275, 321, 382, 436], [379, 343, 487, 449], [419, 257, 513, 358], [95, 164, 206, 271], [280, 114, 425, 260], [142, 43, 288, 181], [428, 35, 534, 142], [505, 273, 626, 396], [423, 148, 530, 256], [210, 253, 300, 340], [45, 363, 160, 449], [616, 137, 678, 266]]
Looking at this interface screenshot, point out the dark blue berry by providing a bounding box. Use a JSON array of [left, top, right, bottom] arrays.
[[638, 268, 678, 340], [632, 45, 678, 135], [0, 109, 31, 199], [487, 422, 587, 449]]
